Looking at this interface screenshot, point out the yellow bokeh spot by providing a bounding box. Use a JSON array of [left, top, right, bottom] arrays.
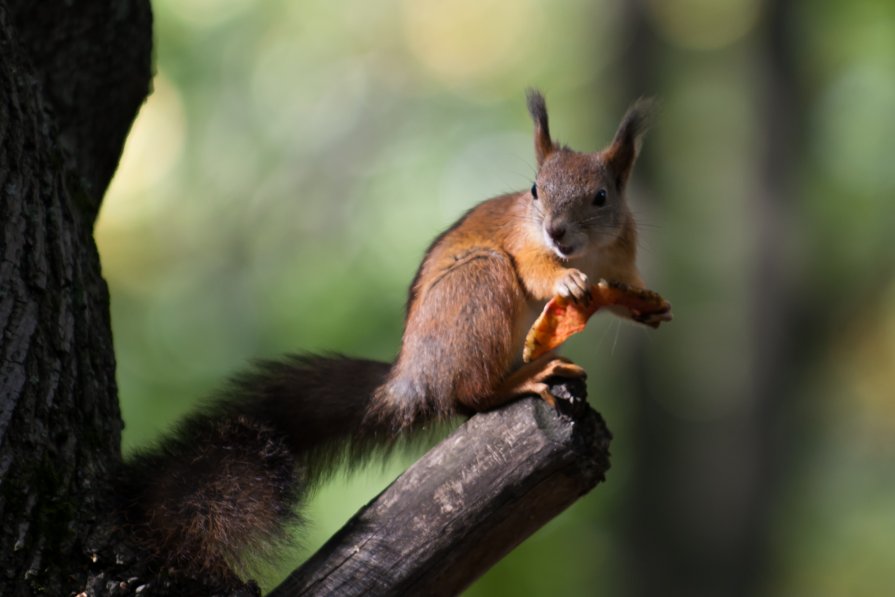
[[100, 73, 186, 230], [402, 0, 537, 88], [836, 281, 895, 436], [97, 73, 187, 296], [647, 0, 762, 50]]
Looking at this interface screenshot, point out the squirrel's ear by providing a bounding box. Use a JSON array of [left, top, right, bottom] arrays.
[[526, 88, 554, 167], [605, 97, 655, 189]]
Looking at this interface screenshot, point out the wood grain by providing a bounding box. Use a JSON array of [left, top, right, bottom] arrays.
[[269, 380, 611, 597]]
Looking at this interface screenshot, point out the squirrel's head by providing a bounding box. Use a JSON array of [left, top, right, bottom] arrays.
[[525, 89, 653, 260]]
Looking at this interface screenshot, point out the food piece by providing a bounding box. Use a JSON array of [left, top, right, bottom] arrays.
[[522, 279, 672, 362]]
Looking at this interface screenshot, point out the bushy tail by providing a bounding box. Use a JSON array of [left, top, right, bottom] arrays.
[[115, 354, 396, 584]]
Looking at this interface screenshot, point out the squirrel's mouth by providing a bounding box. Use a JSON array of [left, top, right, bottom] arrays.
[[555, 243, 574, 256], [542, 226, 580, 260], [550, 241, 578, 260]]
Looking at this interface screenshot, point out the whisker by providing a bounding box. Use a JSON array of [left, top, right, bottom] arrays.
[[610, 318, 621, 356]]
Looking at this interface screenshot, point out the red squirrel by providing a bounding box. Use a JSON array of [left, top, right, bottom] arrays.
[[117, 90, 656, 588]]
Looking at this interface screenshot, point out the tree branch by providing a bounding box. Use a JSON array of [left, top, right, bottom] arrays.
[[270, 383, 611, 597]]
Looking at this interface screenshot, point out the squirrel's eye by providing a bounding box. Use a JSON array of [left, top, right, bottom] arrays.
[[531, 183, 538, 200], [593, 188, 607, 206]]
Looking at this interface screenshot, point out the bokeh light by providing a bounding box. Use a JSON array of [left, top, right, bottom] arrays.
[[647, 0, 763, 50]]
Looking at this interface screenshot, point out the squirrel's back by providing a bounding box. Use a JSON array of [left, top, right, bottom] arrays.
[[371, 192, 540, 420]]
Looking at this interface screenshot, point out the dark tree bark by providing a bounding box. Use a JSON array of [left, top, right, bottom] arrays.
[[0, 2, 152, 595], [271, 391, 611, 597]]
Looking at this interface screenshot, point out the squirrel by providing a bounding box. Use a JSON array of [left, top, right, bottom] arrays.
[[115, 89, 656, 589]]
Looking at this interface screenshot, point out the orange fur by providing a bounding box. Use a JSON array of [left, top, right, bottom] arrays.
[[373, 90, 652, 417]]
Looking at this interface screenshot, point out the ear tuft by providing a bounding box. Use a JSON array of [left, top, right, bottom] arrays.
[[526, 88, 554, 166], [606, 97, 657, 188]]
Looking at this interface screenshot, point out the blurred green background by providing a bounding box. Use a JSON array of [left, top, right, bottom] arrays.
[[97, 0, 895, 595]]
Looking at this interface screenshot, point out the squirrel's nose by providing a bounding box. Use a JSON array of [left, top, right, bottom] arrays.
[[547, 224, 567, 242]]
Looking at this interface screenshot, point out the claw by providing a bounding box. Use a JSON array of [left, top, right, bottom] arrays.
[[555, 268, 590, 303], [533, 383, 557, 407]]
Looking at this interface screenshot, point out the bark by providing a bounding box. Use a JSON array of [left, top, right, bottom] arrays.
[[270, 387, 611, 597], [0, 2, 152, 595], [5, 0, 154, 211]]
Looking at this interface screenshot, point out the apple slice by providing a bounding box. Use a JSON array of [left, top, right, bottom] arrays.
[[522, 279, 672, 362]]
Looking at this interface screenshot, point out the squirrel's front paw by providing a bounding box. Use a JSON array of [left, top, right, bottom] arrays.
[[608, 283, 673, 328], [554, 268, 590, 303]]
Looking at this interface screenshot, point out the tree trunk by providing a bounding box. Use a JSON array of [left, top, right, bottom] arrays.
[[611, 3, 803, 596], [0, 2, 152, 595]]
